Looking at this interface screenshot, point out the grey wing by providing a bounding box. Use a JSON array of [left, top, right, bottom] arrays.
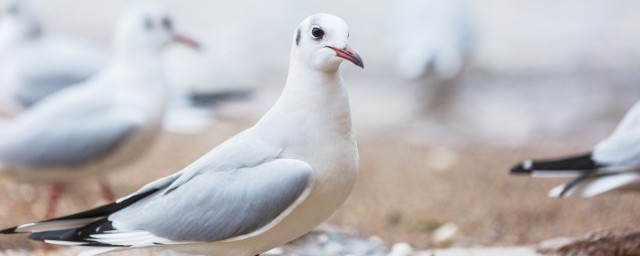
[[0, 111, 143, 167], [14, 72, 95, 108], [12, 38, 107, 107], [100, 158, 313, 245], [593, 101, 640, 166]]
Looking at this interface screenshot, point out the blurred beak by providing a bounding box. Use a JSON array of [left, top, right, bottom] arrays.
[[172, 33, 201, 50], [327, 45, 364, 68]]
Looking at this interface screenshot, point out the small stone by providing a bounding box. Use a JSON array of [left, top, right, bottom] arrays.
[[317, 233, 329, 244], [388, 242, 413, 256], [369, 235, 384, 245], [425, 147, 458, 172], [264, 247, 284, 255], [432, 222, 460, 247], [324, 241, 343, 254]]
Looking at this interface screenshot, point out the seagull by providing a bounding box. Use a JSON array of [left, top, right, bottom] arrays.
[[394, 0, 474, 117], [0, 13, 363, 256], [0, 0, 108, 112], [394, 0, 473, 81], [511, 101, 640, 198], [0, 4, 199, 218]]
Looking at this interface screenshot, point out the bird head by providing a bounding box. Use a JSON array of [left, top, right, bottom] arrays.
[[113, 3, 199, 60], [291, 13, 363, 72], [0, 0, 42, 39]]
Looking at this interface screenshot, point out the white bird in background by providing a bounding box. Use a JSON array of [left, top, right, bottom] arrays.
[[0, 0, 108, 113], [1, 13, 363, 256], [395, 0, 473, 80], [394, 0, 474, 117], [511, 101, 640, 198], [0, 4, 199, 218]]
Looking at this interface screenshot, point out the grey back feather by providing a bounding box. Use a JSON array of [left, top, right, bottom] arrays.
[[0, 111, 142, 166], [14, 72, 95, 107]]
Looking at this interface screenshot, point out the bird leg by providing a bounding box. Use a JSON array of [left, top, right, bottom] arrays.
[[44, 184, 63, 219], [99, 177, 115, 202]]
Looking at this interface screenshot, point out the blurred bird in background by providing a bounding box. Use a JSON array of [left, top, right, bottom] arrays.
[[0, 3, 199, 218], [394, 0, 474, 118], [0, 0, 107, 113], [0, 0, 249, 134], [511, 100, 640, 198]]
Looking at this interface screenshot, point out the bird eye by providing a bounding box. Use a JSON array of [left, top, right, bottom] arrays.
[[311, 26, 324, 40], [162, 17, 173, 30]]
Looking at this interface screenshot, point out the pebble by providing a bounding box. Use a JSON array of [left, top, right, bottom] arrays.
[[432, 223, 460, 247], [388, 243, 414, 256], [425, 147, 458, 172], [279, 229, 389, 256]]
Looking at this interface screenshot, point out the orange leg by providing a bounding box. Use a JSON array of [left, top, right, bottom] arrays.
[[44, 184, 63, 219], [99, 177, 115, 202], [40, 184, 63, 251]]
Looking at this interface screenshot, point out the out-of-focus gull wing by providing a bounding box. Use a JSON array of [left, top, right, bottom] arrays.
[[0, 109, 143, 167]]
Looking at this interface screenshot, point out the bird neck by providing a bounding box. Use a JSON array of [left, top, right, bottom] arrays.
[[113, 50, 163, 70], [256, 63, 353, 141]]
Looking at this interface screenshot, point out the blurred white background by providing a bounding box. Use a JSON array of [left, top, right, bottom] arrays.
[[10, 0, 637, 147], [40, 0, 640, 74]]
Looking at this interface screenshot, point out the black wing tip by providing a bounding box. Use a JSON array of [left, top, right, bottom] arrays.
[[510, 152, 601, 173], [29, 229, 69, 242], [510, 160, 533, 175], [0, 226, 18, 234], [28, 219, 122, 247]]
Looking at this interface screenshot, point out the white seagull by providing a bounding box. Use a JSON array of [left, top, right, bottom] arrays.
[[394, 0, 474, 80], [0, 4, 198, 217], [1, 13, 363, 256], [0, 0, 108, 112], [511, 101, 640, 197]]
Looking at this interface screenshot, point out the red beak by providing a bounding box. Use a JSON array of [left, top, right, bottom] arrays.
[[172, 33, 201, 50], [327, 45, 364, 68]]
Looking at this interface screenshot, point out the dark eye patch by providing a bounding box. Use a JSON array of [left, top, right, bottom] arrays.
[[162, 17, 173, 30], [311, 27, 324, 40]]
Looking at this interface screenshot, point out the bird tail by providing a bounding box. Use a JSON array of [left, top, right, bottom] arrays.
[[510, 152, 602, 177], [0, 188, 160, 253], [549, 172, 640, 198], [187, 88, 254, 108]]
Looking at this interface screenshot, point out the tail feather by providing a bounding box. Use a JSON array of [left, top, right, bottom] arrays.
[[548, 172, 640, 198], [580, 172, 640, 197], [0, 188, 159, 235], [511, 153, 602, 177]]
